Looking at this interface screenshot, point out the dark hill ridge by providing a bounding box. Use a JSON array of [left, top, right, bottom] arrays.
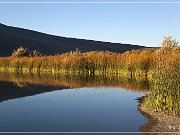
[[0, 23, 146, 56]]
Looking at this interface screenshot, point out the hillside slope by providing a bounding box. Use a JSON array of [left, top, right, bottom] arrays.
[[0, 23, 146, 56]]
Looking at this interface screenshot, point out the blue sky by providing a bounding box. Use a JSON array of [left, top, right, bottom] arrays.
[[0, 0, 180, 47]]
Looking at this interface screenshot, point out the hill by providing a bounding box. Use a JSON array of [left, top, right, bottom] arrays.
[[0, 23, 146, 56]]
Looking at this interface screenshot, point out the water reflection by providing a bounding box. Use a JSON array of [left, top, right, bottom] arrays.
[[0, 72, 149, 102], [0, 72, 149, 90], [0, 71, 178, 132], [0, 72, 149, 132], [0, 81, 69, 103], [0, 88, 146, 132]]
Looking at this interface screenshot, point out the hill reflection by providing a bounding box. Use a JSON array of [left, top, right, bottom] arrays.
[[0, 73, 149, 102]]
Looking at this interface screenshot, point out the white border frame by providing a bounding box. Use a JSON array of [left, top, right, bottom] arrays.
[[0, 1, 179, 134], [0, 1, 180, 4]]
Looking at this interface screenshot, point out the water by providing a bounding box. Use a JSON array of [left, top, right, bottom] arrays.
[[0, 74, 148, 133]]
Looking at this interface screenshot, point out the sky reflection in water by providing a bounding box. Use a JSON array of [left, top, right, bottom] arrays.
[[0, 74, 148, 132]]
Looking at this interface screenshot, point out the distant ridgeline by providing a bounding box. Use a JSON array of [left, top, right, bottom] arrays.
[[0, 23, 145, 56]]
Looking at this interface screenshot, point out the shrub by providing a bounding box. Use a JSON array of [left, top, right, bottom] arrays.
[[12, 47, 41, 57], [161, 36, 178, 49], [30, 50, 41, 57], [12, 47, 29, 57]]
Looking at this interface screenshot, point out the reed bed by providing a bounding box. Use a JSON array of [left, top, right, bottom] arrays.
[[0, 48, 179, 78]]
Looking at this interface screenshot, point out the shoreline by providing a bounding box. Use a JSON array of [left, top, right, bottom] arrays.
[[138, 105, 180, 135]]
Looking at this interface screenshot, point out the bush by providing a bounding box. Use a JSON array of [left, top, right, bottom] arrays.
[[12, 47, 29, 57], [12, 47, 41, 57], [30, 50, 41, 57], [161, 36, 179, 48]]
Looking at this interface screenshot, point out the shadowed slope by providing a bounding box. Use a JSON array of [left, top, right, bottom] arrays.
[[0, 23, 146, 56]]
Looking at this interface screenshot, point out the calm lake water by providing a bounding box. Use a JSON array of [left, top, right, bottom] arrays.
[[0, 74, 148, 133]]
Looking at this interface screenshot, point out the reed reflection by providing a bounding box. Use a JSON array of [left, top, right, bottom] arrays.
[[0, 72, 149, 102]]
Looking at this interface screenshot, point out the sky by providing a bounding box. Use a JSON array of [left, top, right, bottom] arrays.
[[0, 0, 180, 47]]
